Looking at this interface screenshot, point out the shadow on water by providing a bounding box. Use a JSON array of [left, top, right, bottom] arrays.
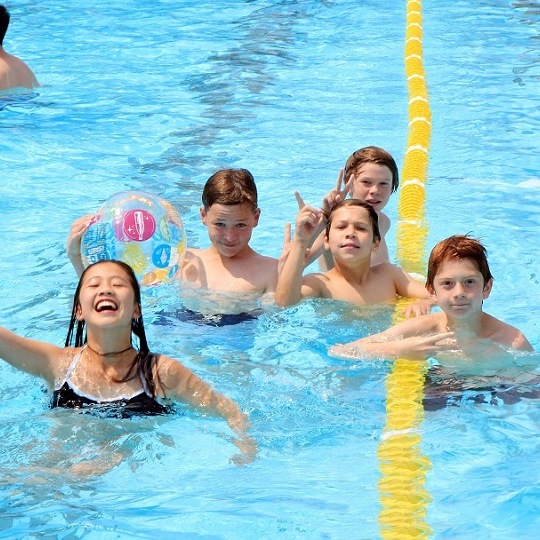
[[134, 2, 315, 185]]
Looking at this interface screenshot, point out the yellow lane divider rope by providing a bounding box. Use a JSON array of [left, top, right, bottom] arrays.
[[378, 1, 433, 538]]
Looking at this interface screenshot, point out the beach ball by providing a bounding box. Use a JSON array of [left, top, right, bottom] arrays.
[[81, 191, 187, 286]]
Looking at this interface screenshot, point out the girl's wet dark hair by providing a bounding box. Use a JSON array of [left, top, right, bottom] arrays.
[[0, 6, 10, 47], [65, 260, 159, 397]]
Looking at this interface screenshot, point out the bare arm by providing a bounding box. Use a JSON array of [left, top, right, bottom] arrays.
[[0, 326, 62, 385], [393, 266, 431, 300], [66, 214, 95, 277], [156, 356, 257, 463], [275, 205, 324, 306], [305, 169, 353, 269], [512, 332, 534, 352], [329, 317, 454, 361]]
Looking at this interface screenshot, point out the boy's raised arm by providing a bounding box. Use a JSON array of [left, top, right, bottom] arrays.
[[275, 205, 323, 307], [303, 169, 353, 269]]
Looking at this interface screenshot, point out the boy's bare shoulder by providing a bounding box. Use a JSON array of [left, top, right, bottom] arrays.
[[484, 313, 534, 351], [378, 212, 391, 235], [304, 271, 328, 284], [369, 262, 400, 277], [251, 250, 278, 265]]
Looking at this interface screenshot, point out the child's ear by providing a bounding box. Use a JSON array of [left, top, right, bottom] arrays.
[[371, 237, 380, 252], [427, 285, 436, 297], [200, 206, 207, 225], [75, 304, 83, 321], [483, 278, 493, 299], [323, 233, 330, 251], [253, 208, 261, 226]]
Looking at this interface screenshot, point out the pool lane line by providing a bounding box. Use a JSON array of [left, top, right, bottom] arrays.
[[377, 1, 433, 538]]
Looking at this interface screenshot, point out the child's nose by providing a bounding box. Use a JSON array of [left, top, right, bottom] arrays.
[[223, 228, 237, 240], [454, 283, 466, 296], [97, 286, 113, 296]]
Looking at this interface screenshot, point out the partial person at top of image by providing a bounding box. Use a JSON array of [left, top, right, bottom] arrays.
[[329, 234, 534, 368], [300, 146, 399, 269], [0, 259, 256, 466], [67, 169, 280, 317], [276, 199, 433, 317], [0, 5, 39, 91]]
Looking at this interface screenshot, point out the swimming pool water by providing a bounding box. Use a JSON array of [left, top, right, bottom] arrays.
[[1, 0, 539, 538]]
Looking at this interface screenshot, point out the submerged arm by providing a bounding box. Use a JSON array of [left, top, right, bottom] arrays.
[[329, 318, 454, 361], [157, 356, 257, 463]]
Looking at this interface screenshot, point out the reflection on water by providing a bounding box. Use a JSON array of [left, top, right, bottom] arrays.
[[0, 0, 539, 537], [148, 4, 306, 176]]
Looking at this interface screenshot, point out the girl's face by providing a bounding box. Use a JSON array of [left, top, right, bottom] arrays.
[[76, 262, 140, 329], [430, 259, 492, 320], [349, 162, 393, 213]]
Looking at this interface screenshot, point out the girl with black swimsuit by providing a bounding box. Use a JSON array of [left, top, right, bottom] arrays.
[[0, 260, 256, 462]]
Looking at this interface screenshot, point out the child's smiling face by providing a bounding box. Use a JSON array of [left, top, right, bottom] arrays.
[[349, 162, 393, 212], [431, 258, 492, 319], [201, 202, 260, 258]]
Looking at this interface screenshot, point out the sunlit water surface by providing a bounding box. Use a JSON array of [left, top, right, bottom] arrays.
[[0, 0, 539, 538]]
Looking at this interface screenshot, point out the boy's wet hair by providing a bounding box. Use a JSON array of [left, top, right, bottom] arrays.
[[426, 235, 494, 288], [344, 146, 399, 193], [324, 199, 381, 243], [202, 168, 258, 211], [65, 259, 160, 397]]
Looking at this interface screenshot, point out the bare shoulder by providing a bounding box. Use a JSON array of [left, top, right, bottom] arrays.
[[484, 314, 534, 352], [251, 250, 279, 267], [303, 271, 331, 297], [153, 354, 191, 393], [378, 212, 391, 235], [241, 249, 278, 282], [370, 261, 399, 277], [38, 346, 78, 386], [305, 271, 329, 285], [55, 347, 77, 376]]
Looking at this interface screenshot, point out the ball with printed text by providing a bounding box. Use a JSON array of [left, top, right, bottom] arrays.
[[81, 191, 186, 286]]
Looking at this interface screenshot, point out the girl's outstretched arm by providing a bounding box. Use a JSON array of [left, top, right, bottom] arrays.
[[0, 326, 62, 385]]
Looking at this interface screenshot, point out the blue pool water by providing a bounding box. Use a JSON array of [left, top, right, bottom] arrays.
[[1, 0, 539, 538]]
